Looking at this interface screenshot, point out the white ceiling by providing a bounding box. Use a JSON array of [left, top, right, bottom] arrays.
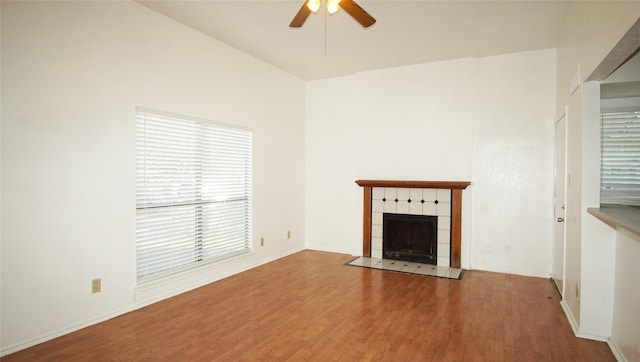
[[138, 0, 570, 80]]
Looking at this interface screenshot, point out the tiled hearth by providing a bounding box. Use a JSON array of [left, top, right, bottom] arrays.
[[347, 257, 463, 280], [371, 187, 451, 266]]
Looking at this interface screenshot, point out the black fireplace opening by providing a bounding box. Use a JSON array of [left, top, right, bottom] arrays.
[[383, 213, 438, 265]]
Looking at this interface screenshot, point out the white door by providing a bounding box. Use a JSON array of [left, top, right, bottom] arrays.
[[552, 114, 567, 298]]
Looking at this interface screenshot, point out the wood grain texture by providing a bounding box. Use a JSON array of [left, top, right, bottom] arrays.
[[3, 251, 614, 361], [355, 180, 470, 190], [363, 186, 372, 258], [339, 0, 376, 28], [289, 3, 311, 27], [451, 188, 463, 268]]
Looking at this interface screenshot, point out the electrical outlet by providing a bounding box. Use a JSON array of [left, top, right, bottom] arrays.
[[260, 237, 264, 246], [92, 278, 101, 294], [287, 230, 291, 239]]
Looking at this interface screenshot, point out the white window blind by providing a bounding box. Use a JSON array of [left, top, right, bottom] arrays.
[[136, 108, 252, 282], [601, 111, 640, 206]]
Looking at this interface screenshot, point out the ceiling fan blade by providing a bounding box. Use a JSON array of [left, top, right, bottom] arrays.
[[290, 3, 312, 28], [339, 0, 376, 28]]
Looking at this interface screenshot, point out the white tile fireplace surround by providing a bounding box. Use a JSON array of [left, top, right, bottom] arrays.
[[355, 180, 470, 268], [371, 187, 452, 266]]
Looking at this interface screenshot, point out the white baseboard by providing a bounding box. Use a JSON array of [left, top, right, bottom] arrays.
[[305, 245, 357, 256], [559, 300, 610, 342], [607, 338, 626, 362], [559, 300, 624, 361], [1, 247, 306, 357], [1, 305, 135, 357], [574, 329, 608, 342], [134, 247, 305, 308], [560, 300, 580, 336]]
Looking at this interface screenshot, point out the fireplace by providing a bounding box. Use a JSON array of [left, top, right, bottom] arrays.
[[355, 180, 470, 268], [383, 213, 438, 264]]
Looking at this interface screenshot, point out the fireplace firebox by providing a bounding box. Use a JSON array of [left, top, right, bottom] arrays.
[[383, 213, 438, 265]]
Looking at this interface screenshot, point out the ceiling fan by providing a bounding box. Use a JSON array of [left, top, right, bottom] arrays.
[[289, 0, 376, 28]]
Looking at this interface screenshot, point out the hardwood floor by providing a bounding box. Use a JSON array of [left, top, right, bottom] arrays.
[[3, 250, 614, 361]]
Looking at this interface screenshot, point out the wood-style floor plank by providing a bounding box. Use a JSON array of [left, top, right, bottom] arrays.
[[3, 250, 614, 361]]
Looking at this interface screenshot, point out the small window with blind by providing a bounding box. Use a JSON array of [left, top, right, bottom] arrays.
[[136, 108, 252, 283], [600, 105, 640, 207]]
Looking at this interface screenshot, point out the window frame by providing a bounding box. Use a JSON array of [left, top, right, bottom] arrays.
[[135, 107, 253, 283], [600, 97, 640, 207]]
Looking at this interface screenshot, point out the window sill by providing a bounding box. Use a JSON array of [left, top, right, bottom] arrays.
[[587, 205, 640, 240]]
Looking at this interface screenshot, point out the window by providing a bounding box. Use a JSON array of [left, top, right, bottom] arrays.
[[136, 108, 252, 282], [600, 110, 640, 206]]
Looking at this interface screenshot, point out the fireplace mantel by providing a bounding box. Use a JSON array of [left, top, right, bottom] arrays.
[[355, 180, 470, 190], [355, 180, 470, 268]]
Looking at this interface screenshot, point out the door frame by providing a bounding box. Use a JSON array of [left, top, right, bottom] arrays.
[[552, 108, 568, 298]]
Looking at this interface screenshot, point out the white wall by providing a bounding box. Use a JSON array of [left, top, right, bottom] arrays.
[[304, 76, 359, 255], [579, 82, 615, 338], [611, 230, 640, 362], [306, 49, 556, 277], [563, 85, 584, 326], [1, 1, 306, 354], [352, 58, 475, 181], [471, 50, 556, 276], [555, 1, 640, 340]]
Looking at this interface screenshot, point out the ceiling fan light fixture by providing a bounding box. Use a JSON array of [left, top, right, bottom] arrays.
[[290, 0, 375, 28], [306, 0, 321, 13], [327, 0, 341, 15]]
